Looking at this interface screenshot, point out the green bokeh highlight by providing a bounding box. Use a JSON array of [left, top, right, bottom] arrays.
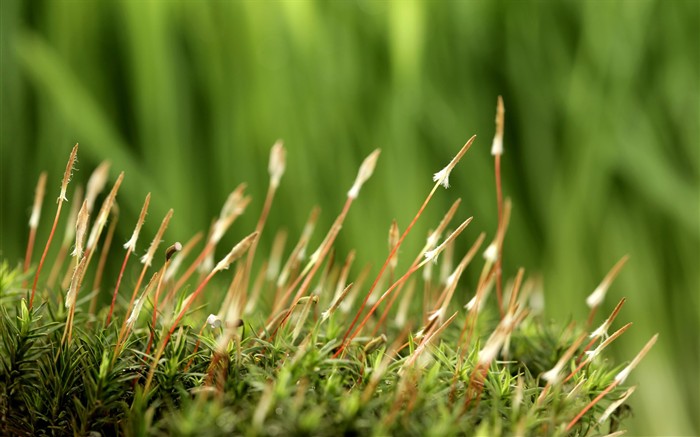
[[1, 1, 697, 435]]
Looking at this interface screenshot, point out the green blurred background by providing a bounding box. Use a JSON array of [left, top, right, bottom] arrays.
[[1, 1, 698, 435]]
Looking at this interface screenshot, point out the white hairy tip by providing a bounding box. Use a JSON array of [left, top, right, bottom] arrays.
[[483, 243, 498, 263], [348, 149, 380, 199], [432, 167, 450, 189]]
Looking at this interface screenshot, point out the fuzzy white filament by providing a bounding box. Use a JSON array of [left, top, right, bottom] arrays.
[[432, 167, 451, 189], [268, 140, 286, 188], [347, 149, 381, 199], [432, 136, 476, 190], [590, 319, 612, 339], [423, 248, 439, 264]]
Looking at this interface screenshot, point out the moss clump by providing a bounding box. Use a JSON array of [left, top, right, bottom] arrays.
[[1, 126, 654, 436]]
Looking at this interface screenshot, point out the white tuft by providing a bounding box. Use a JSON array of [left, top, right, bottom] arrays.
[[127, 298, 144, 326], [465, 295, 477, 311], [424, 248, 439, 264], [432, 167, 450, 189], [348, 149, 380, 199], [586, 284, 607, 308], [491, 96, 505, 156], [268, 140, 286, 188], [590, 320, 611, 339], [483, 243, 498, 263], [478, 333, 505, 366], [491, 134, 503, 156], [541, 365, 564, 385]]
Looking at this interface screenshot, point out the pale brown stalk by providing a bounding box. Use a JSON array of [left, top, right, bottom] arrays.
[[30, 143, 78, 308], [340, 137, 475, 354], [23, 172, 47, 279], [106, 193, 151, 325], [123, 209, 173, 332], [46, 185, 83, 289], [335, 217, 473, 357], [145, 242, 183, 355], [144, 232, 256, 392], [88, 205, 118, 318], [566, 334, 657, 431], [586, 255, 630, 327]]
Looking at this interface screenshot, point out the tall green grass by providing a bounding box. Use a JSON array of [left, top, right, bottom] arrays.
[[1, 1, 698, 434]]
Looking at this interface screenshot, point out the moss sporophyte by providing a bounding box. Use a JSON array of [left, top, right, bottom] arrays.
[[1, 98, 656, 436]]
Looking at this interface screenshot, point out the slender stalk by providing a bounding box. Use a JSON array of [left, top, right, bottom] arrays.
[[46, 186, 83, 289], [146, 243, 182, 355], [122, 209, 173, 335], [340, 137, 475, 354], [335, 217, 472, 357], [107, 193, 150, 325], [23, 172, 47, 279], [88, 209, 118, 318], [144, 232, 256, 392], [30, 144, 79, 308]]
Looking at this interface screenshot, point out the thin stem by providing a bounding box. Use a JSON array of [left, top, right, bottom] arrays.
[[145, 269, 218, 391], [107, 249, 132, 325], [89, 215, 118, 318], [29, 202, 64, 308], [566, 382, 618, 432], [494, 153, 504, 318], [339, 182, 441, 353]]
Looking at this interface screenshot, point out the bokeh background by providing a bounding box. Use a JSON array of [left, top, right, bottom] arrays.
[[1, 1, 698, 435]]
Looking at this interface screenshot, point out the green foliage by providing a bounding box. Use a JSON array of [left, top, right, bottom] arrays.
[[0, 286, 631, 436], [1, 2, 697, 434], [0, 146, 654, 436]]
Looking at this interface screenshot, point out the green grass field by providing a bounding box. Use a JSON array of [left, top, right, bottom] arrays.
[[1, 1, 698, 435]]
